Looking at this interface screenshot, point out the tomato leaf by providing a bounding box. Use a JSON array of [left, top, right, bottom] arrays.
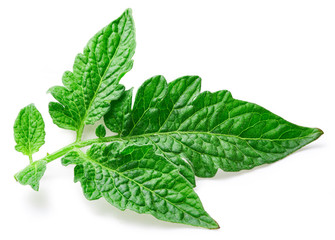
[[14, 160, 47, 191], [14, 104, 45, 160], [62, 144, 219, 229], [104, 75, 323, 178], [48, 9, 135, 133]]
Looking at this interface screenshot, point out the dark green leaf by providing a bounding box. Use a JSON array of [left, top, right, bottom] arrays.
[[104, 75, 323, 178], [104, 89, 133, 136], [48, 9, 135, 132], [95, 124, 106, 138], [62, 144, 219, 229]]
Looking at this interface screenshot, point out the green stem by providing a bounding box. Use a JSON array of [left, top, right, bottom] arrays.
[[40, 135, 121, 164], [76, 125, 85, 142], [29, 155, 33, 164]]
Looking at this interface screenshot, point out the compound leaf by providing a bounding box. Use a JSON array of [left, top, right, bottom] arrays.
[[48, 9, 135, 132], [13, 8, 324, 229], [62, 144, 219, 229], [104, 75, 323, 178]]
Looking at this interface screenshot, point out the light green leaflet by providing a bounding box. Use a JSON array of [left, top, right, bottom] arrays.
[[14, 104, 45, 162], [13, 8, 323, 229], [62, 144, 219, 229], [14, 160, 47, 191], [48, 9, 135, 139], [104, 75, 323, 185]]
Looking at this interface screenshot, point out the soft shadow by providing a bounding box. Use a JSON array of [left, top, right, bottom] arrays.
[[293, 142, 325, 153], [26, 189, 49, 210], [85, 198, 196, 230]]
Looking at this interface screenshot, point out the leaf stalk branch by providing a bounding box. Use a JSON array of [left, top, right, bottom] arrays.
[[40, 135, 120, 164]]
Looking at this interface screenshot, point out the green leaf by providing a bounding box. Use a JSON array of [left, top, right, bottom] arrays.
[[95, 124, 106, 138], [14, 104, 45, 160], [105, 76, 196, 186], [14, 160, 47, 191], [104, 75, 323, 178], [12, 8, 323, 229], [62, 144, 219, 229], [48, 9, 135, 133], [104, 89, 133, 136]]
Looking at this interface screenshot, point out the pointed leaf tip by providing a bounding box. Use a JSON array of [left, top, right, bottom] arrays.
[[317, 128, 324, 135]]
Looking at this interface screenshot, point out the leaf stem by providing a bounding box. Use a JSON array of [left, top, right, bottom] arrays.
[[40, 135, 121, 164], [76, 125, 85, 142]]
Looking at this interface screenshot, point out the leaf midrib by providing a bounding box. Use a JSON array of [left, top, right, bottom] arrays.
[[118, 130, 319, 142]]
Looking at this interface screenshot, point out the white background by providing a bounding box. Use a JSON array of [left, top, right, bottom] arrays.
[[0, 0, 334, 239]]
